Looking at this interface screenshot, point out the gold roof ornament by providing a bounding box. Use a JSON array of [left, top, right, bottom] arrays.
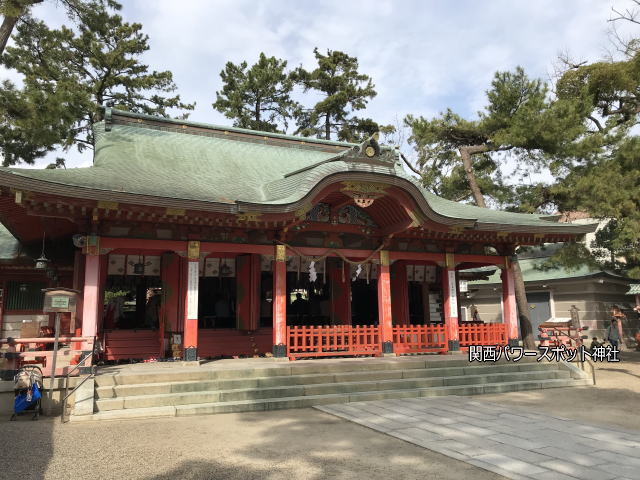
[[341, 181, 387, 208]]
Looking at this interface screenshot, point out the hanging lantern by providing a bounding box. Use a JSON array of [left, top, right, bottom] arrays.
[[220, 259, 232, 277], [127, 255, 150, 275], [35, 232, 50, 270], [132, 255, 145, 275]]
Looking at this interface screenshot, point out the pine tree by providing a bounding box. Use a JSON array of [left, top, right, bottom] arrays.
[[405, 67, 588, 349], [213, 53, 299, 133], [1, 4, 193, 165], [0, 0, 120, 55], [292, 48, 376, 141]]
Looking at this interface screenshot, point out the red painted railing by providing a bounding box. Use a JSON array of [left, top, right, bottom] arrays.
[[392, 325, 448, 354], [287, 325, 382, 359], [458, 323, 507, 348], [538, 324, 587, 349], [0, 337, 94, 376]]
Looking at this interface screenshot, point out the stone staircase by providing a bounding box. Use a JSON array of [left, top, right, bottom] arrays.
[[70, 357, 591, 422]]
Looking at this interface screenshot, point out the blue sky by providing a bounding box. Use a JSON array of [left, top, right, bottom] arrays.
[[3, 0, 637, 170]]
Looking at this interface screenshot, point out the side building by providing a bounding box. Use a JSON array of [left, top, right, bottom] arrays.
[[462, 247, 638, 347]]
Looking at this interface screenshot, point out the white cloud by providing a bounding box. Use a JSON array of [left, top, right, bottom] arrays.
[[4, 0, 638, 170]]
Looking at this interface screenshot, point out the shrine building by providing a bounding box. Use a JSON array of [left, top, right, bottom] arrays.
[[0, 108, 595, 367]]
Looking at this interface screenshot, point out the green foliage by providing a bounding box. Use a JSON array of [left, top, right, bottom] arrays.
[[551, 137, 640, 277], [0, 79, 76, 165], [213, 53, 300, 133], [537, 241, 600, 272], [1, 3, 193, 165], [104, 289, 127, 305], [405, 67, 586, 207], [292, 48, 377, 141], [548, 47, 640, 279], [556, 53, 640, 126], [0, 1, 122, 55]]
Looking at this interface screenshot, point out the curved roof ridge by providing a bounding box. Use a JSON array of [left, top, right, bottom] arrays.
[[106, 108, 357, 149]]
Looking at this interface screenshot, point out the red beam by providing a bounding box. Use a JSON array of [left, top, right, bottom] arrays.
[[389, 251, 445, 263]]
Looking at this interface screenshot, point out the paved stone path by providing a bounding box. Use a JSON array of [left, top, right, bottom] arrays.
[[316, 396, 640, 480]]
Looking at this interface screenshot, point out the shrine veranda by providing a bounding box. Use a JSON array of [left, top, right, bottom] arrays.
[[0, 109, 595, 369]]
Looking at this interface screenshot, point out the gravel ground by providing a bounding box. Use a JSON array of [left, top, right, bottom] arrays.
[[0, 407, 500, 480]]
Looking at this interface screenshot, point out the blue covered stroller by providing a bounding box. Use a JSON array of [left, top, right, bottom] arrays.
[[10, 366, 43, 421]]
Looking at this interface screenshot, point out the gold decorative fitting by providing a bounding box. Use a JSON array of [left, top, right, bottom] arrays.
[[445, 252, 455, 268], [14, 191, 22, 204], [84, 235, 100, 256], [237, 212, 261, 222], [275, 244, 286, 262], [97, 200, 118, 210], [187, 241, 200, 261], [365, 146, 376, 157], [533, 233, 545, 242], [496, 232, 509, 239], [166, 208, 186, 216], [341, 181, 388, 195], [407, 209, 424, 227], [353, 193, 375, 208], [380, 250, 390, 267], [294, 203, 312, 220], [341, 182, 387, 208], [449, 226, 465, 235]]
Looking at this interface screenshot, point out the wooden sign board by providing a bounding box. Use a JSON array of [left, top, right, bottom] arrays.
[[42, 288, 80, 313]]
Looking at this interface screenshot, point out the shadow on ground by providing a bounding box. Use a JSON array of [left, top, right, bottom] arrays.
[[0, 416, 55, 479], [0, 407, 501, 480]]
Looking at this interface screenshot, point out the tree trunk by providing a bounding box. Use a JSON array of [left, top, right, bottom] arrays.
[[459, 145, 488, 208], [0, 12, 21, 56], [462, 144, 536, 349], [512, 257, 536, 349], [1, 1, 43, 55], [325, 114, 330, 140]]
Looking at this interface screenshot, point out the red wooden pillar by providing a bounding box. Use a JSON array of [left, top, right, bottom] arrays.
[[237, 254, 261, 331], [81, 253, 101, 339], [329, 259, 351, 325], [378, 251, 393, 353], [501, 257, 519, 346], [442, 253, 460, 351], [97, 255, 108, 336], [72, 250, 85, 328], [159, 252, 180, 357], [272, 245, 287, 357], [391, 260, 409, 326], [182, 241, 200, 361]]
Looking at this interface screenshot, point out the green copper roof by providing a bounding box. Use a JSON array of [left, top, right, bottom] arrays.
[[0, 109, 596, 233], [627, 284, 640, 295], [470, 256, 608, 285]]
